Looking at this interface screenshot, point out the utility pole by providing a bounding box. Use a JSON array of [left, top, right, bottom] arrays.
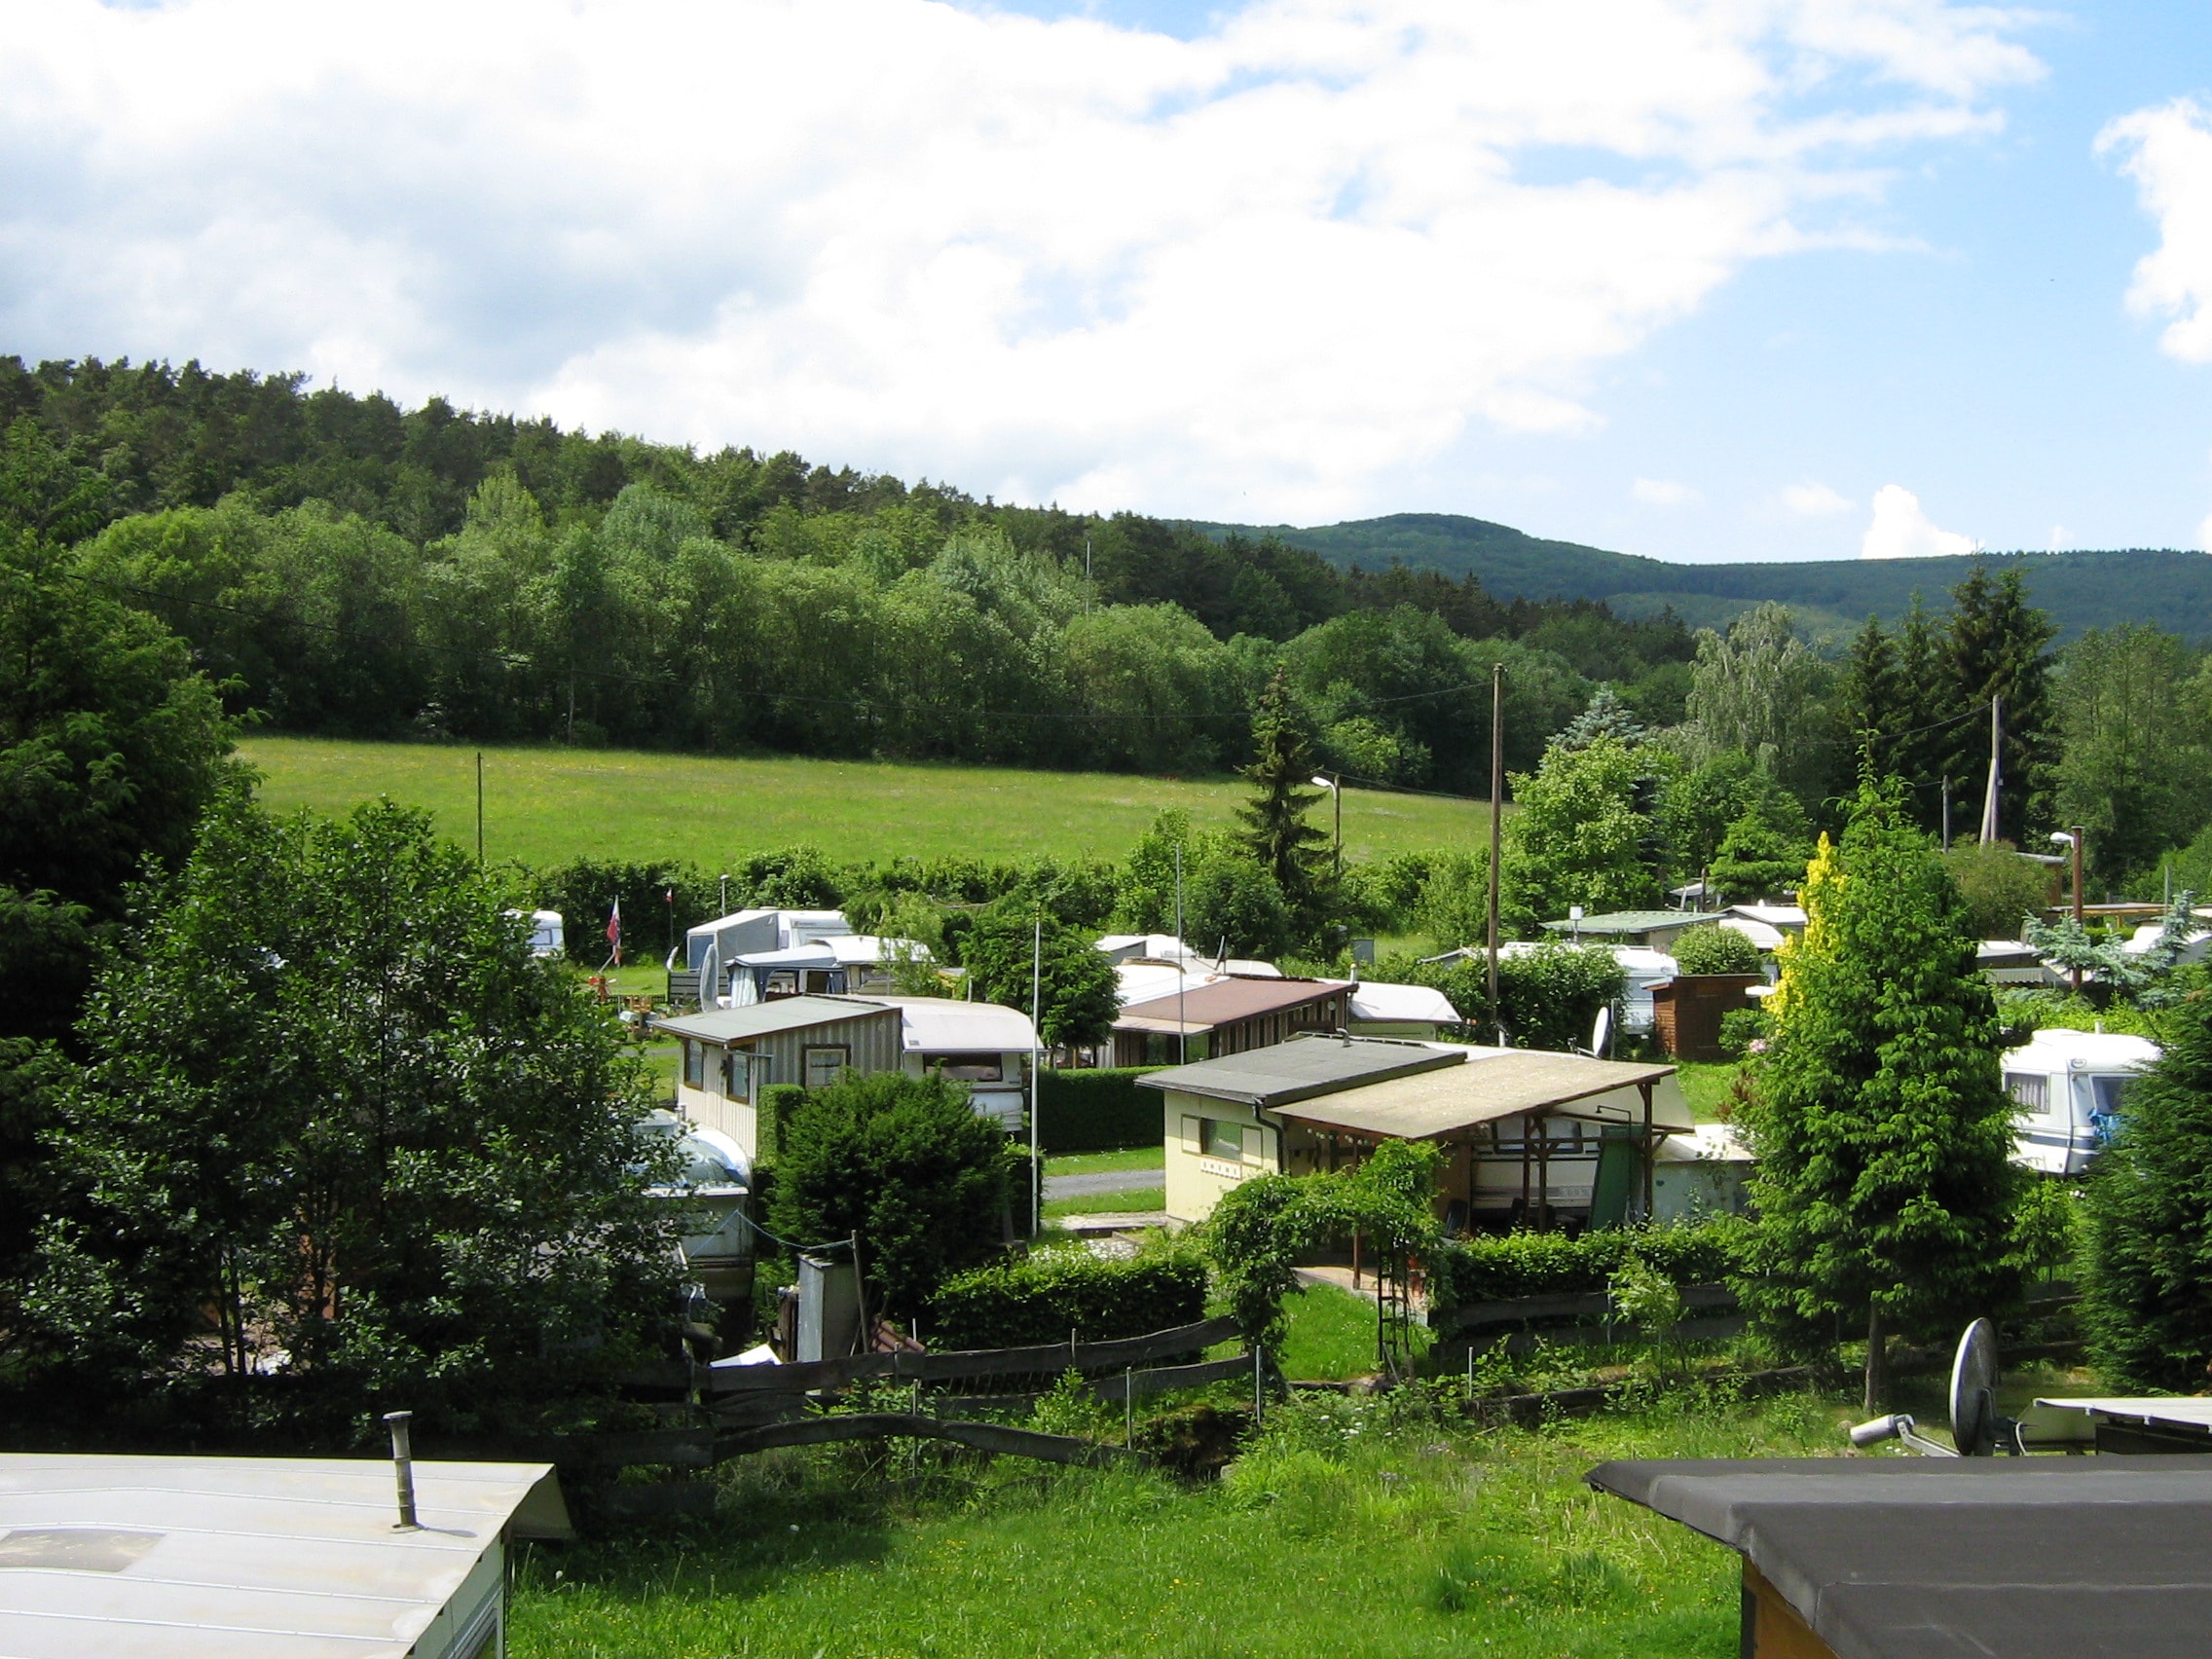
[[1030, 909, 1043, 1235], [1487, 664, 1504, 1046], [1940, 776, 1950, 853], [1977, 696, 2002, 844], [2070, 826, 2086, 995], [1174, 841, 1187, 1066], [474, 751, 484, 866]]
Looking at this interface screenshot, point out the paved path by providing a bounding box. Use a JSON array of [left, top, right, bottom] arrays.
[[1043, 1166, 1164, 1199]]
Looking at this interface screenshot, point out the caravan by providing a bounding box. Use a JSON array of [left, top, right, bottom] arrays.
[[2004, 1027, 2159, 1176]]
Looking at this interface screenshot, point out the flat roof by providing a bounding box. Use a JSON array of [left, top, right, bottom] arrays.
[[652, 995, 898, 1045], [1116, 977, 1350, 1032], [874, 996, 1035, 1053], [1540, 909, 1703, 935], [1589, 1456, 2212, 1659], [1272, 1049, 1681, 1139], [0, 1453, 568, 1658], [1135, 1034, 1464, 1106]]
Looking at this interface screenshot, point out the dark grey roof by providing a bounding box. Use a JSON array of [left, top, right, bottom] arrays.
[[1132, 1034, 1462, 1107], [650, 996, 895, 1045], [1588, 1456, 2212, 1659]]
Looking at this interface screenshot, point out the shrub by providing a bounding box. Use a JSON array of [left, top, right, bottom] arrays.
[[769, 1071, 1015, 1318], [1038, 1067, 1164, 1155], [1427, 1223, 1741, 1309], [928, 1238, 1208, 1348], [1494, 940, 1626, 1051], [1942, 841, 2052, 941], [756, 1083, 807, 1162], [1672, 924, 1761, 977], [1717, 1006, 1771, 1059]]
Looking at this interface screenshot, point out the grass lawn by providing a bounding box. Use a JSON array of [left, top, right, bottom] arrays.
[[1042, 1185, 1166, 1219], [1673, 1062, 1746, 1124], [241, 735, 1493, 871], [1043, 1147, 1164, 1178], [1275, 1278, 1420, 1382], [508, 1388, 1854, 1659]]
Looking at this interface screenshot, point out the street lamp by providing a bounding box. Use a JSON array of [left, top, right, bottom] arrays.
[[718, 873, 731, 915], [2050, 830, 2086, 992], [1310, 774, 1342, 882]]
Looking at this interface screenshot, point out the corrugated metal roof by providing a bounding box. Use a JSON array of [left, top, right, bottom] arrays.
[[0, 1454, 565, 1659], [652, 996, 898, 1045], [1274, 1050, 1682, 1139], [1116, 977, 1349, 1030], [1135, 1034, 1462, 1105]]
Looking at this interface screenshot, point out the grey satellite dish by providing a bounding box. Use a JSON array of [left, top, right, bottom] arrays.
[[1949, 1317, 2000, 1456], [1588, 1005, 1612, 1058], [1846, 1318, 2020, 1456]]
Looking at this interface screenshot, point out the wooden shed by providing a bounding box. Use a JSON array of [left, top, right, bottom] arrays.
[[1649, 974, 1761, 1062]]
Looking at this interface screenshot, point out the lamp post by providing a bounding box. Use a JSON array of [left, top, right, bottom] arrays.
[[719, 873, 730, 915], [2050, 829, 2086, 993], [1310, 774, 1342, 882]]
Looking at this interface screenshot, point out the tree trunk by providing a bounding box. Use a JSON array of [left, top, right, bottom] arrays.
[[1863, 1304, 1891, 1414]]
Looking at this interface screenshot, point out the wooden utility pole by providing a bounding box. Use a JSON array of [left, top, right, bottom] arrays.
[[1977, 696, 2002, 843], [1030, 909, 1044, 1235], [1487, 664, 1504, 1046], [474, 751, 484, 866]]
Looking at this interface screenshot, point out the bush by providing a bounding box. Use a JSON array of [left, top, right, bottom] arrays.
[[1717, 1006, 1771, 1059], [1428, 1223, 1741, 1309], [1494, 940, 1626, 1051], [928, 1238, 1209, 1348], [756, 1083, 807, 1162], [1942, 841, 2052, 942], [769, 1071, 1015, 1318], [1672, 924, 1761, 977], [1038, 1067, 1164, 1155]]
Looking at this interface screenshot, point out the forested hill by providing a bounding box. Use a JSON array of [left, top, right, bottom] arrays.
[[1199, 513, 2212, 643]]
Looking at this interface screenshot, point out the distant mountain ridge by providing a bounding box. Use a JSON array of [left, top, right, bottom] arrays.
[[1192, 512, 2212, 643]]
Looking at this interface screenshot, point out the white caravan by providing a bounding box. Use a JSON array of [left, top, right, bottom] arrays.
[[2004, 1027, 2160, 1176]]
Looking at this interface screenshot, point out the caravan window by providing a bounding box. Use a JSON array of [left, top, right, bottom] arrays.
[[682, 1042, 706, 1089], [2074, 1075, 2130, 1121], [802, 1045, 851, 1088], [2006, 1073, 2046, 1114], [924, 1054, 1003, 1083], [722, 1051, 752, 1099]]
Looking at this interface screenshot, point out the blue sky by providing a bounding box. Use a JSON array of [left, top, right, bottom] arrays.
[[8, 1, 2212, 565]]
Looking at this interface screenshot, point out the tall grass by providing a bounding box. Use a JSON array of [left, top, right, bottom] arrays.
[[510, 1385, 1852, 1659]]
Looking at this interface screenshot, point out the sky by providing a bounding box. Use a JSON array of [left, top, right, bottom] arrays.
[[4, 2, 2212, 564]]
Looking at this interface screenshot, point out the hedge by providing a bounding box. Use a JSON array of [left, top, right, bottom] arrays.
[[1428, 1221, 1744, 1309], [1037, 1067, 1164, 1155], [928, 1241, 1208, 1349]]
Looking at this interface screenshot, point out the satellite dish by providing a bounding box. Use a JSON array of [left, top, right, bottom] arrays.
[[1589, 1006, 1612, 1058], [1948, 1317, 2000, 1456]]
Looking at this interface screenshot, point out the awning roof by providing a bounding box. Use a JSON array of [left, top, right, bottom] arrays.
[[1136, 1034, 1464, 1106], [1588, 1456, 2212, 1659], [652, 996, 897, 1045], [1273, 1050, 1682, 1139], [1117, 976, 1350, 1031]]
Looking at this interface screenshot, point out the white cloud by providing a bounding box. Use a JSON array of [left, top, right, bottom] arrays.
[[1862, 483, 1978, 559], [0, 0, 2044, 520], [2102, 98, 2212, 364], [1632, 476, 1700, 506], [1782, 479, 1853, 516]]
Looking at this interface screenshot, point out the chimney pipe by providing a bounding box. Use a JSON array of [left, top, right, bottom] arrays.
[[384, 1411, 420, 1530]]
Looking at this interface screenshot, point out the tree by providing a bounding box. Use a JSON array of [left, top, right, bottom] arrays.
[[1684, 603, 1835, 810], [1942, 563, 2058, 844], [1184, 853, 1293, 961], [769, 1071, 1014, 1318], [1553, 683, 1648, 752], [2083, 994, 2212, 1389], [1835, 615, 1909, 780], [1235, 667, 1330, 927], [1672, 925, 1761, 977], [1708, 777, 1813, 903], [1734, 782, 2024, 1410], [961, 903, 1121, 1051], [30, 799, 680, 1434], [2053, 625, 2212, 888], [1500, 735, 1656, 929]]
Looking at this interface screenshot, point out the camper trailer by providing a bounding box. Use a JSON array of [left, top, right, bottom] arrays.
[[2004, 1027, 2160, 1176]]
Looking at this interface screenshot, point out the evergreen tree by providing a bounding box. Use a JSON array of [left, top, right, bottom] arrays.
[[1553, 683, 1648, 751], [1836, 614, 1907, 780], [1942, 563, 2058, 843], [1236, 668, 1330, 926], [1894, 592, 1946, 830], [1708, 778, 1814, 903], [1734, 780, 2023, 1410], [2083, 998, 2212, 1389]]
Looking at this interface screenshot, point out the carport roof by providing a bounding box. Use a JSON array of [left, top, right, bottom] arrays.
[[1273, 1050, 1682, 1140], [1134, 1034, 1462, 1107]]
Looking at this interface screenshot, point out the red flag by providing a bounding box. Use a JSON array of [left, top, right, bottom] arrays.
[[606, 898, 622, 966]]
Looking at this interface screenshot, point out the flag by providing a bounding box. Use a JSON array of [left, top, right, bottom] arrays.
[[606, 898, 622, 965]]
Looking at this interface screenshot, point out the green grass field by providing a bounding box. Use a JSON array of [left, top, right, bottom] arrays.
[[509, 1388, 1853, 1659], [240, 736, 1491, 871]]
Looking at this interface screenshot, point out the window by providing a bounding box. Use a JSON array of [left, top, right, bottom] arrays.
[[2006, 1073, 2046, 1114], [924, 1053, 1003, 1083], [1203, 1118, 1246, 1161], [802, 1045, 851, 1088], [723, 1050, 753, 1099], [682, 1042, 706, 1089]]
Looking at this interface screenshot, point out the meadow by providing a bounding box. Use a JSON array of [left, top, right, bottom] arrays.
[[508, 1384, 1855, 1659], [240, 736, 1492, 872]]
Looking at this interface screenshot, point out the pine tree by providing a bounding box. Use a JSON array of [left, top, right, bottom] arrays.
[[1943, 563, 2058, 842], [1836, 614, 1907, 780], [1553, 684, 1648, 751], [1236, 668, 1330, 927], [1734, 779, 2024, 1410], [2083, 998, 2212, 1389], [1894, 592, 1945, 830]]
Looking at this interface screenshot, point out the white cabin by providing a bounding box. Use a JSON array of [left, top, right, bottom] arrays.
[[2004, 1027, 2160, 1176]]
